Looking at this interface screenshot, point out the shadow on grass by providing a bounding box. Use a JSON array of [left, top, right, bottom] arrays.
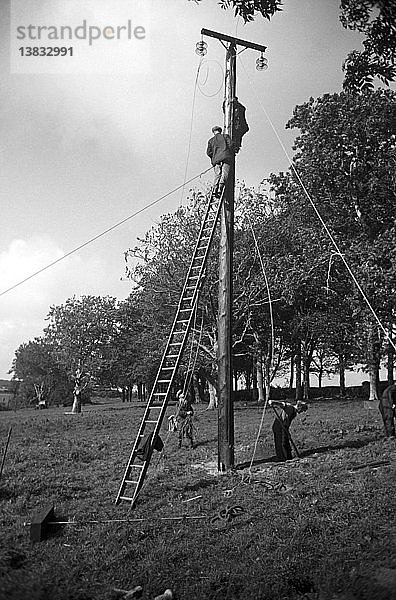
[[236, 436, 376, 469], [300, 436, 375, 457], [235, 455, 279, 470], [193, 438, 217, 448]]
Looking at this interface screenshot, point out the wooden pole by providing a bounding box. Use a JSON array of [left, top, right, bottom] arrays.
[[217, 42, 236, 472], [200, 28, 267, 472]]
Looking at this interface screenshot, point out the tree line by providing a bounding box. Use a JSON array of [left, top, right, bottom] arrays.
[[10, 88, 395, 409]]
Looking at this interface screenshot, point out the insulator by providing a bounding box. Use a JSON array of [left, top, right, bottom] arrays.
[[256, 54, 268, 71], [195, 40, 207, 56]]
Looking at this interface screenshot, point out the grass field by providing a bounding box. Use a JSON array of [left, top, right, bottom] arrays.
[[0, 397, 395, 600]]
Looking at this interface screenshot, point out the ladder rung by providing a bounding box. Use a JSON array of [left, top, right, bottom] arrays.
[[169, 342, 181, 345], [152, 393, 166, 396], [160, 367, 174, 370], [179, 308, 192, 312], [145, 420, 158, 424], [124, 480, 139, 485], [166, 354, 179, 358], [128, 463, 144, 468], [119, 496, 134, 502], [157, 379, 171, 382]]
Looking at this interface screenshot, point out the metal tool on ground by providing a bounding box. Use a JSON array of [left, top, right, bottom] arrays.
[[25, 505, 209, 542], [116, 189, 225, 507], [270, 404, 300, 458], [0, 426, 12, 482], [28, 503, 58, 542]]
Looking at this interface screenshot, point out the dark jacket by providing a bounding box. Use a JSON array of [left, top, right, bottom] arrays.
[[206, 133, 235, 166]]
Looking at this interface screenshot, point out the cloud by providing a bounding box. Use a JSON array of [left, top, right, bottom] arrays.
[[0, 236, 124, 378]]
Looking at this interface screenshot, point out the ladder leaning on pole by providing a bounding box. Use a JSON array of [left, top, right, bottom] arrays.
[[115, 188, 224, 506]]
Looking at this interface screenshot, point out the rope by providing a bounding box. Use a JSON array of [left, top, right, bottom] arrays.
[[210, 504, 244, 525], [245, 213, 274, 475], [180, 58, 204, 205], [197, 59, 224, 98], [238, 56, 396, 353], [0, 166, 213, 299]]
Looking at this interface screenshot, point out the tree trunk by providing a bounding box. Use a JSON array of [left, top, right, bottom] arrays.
[[192, 373, 200, 403], [71, 367, 83, 414], [197, 370, 206, 402], [289, 354, 294, 390], [295, 340, 303, 401], [302, 342, 311, 401], [252, 356, 257, 392], [234, 368, 238, 392], [245, 368, 251, 391], [207, 380, 218, 410], [318, 366, 323, 389], [387, 327, 394, 385], [368, 324, 381, 401], [256, 351, 265, 403], [339, 353, 346, 396]]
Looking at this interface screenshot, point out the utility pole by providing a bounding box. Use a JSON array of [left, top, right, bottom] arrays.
[[200, 29, 267, 472]]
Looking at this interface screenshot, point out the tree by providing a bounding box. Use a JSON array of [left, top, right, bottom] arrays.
[[189, 0, 282, 22], [283, 89, 396, 399], [44, 295, 118, 413], [10, 338, 70, 407], [340, 1, 396, 93]]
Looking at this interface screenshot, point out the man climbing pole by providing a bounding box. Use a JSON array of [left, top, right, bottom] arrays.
[[268, 399, 307, 461], [222, 97, 249, 152], [379, 384, 396, 437], [206, 125, 236, 198]]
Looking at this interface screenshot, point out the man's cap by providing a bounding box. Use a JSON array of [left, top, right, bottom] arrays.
[[212, 126, 222, 133]]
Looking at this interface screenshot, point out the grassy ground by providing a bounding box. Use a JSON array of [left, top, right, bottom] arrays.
[[0, 397, 395, 600]]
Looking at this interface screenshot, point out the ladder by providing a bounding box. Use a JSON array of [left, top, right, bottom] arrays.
[[116, 189, 224, 506]]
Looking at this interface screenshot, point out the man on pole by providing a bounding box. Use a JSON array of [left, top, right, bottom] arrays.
[[206, 125, 236, 198]]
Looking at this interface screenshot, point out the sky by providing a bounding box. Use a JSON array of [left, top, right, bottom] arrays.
[[0, 0, 372, 380]]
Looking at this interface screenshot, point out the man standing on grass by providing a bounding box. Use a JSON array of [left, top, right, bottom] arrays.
[[176, 390, 195, 449], [268, 399, 307, 461], [379, 384, 396, 437], [206, 125, 236, 198]]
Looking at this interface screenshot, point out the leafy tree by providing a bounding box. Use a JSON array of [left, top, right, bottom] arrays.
[[340, 1, 396, 93], [10, 338, 70, 406], [44, 295, 118, 412], [189, 0, 282, 22], [281, 88, 396, 399]]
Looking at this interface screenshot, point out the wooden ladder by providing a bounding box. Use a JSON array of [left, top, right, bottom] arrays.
[[115, 189, 224, 506]]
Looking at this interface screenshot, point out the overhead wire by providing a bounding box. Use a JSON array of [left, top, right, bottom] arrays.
[[179, 58, 224, 205], [0, 166, 213, 299], [246, 212, 274, 475], [238, 55, 396, 353], [180, 58, 204, 205]]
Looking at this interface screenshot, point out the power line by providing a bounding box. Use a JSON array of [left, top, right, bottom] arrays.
[[180, 58, 203, 205], [0, 167, 213, 299]]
